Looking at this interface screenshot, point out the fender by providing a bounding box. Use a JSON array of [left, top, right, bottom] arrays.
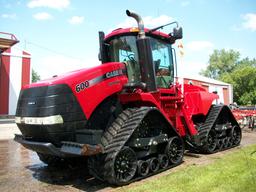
[[183, 83, 219, 116], [119, 92, 177, 130]]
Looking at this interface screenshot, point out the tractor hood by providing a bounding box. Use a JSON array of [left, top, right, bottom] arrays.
[[20, 62, 128, 118], [23, 62, 126, 89]]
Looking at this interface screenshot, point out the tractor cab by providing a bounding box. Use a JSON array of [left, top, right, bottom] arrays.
[[105, 31, 174, 89], [99, 10, 182, 92]]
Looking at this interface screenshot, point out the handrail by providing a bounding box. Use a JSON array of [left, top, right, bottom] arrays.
[[0, 32, 18, 41]]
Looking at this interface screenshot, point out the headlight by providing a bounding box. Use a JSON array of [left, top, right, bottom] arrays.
[[15, 115, 63, 125]]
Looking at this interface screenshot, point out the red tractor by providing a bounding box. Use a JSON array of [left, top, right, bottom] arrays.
[[15, 10, 241, 185]]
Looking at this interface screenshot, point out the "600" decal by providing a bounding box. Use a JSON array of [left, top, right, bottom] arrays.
[[75, 81, 89, 92]]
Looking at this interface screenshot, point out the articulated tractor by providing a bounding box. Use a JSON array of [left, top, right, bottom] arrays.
[[15, 10, 241, 185]]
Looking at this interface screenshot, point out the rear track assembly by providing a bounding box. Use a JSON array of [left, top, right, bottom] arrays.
[[197, 105, 242, 153]]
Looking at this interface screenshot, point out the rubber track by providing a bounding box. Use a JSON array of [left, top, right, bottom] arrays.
[[103, 107, 151, 184], [102, 107, 185, 185], [198, 105, 223, 145], [89, 108, 133, 180], [88, 107, 150, 183], [197, 105, 241, 153]]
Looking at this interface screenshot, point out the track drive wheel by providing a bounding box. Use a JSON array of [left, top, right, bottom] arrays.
[[165, 136, 184, 165], [105, 147, 137, 185]]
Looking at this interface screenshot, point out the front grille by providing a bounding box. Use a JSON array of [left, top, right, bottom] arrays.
[[15, 84, 87, 146]]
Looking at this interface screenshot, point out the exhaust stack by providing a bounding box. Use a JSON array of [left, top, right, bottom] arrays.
[[126, 10, 157, 92], [126, 10, 145, 39]]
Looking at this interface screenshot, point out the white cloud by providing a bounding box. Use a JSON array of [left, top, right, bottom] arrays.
[[1, 13, 16, 19], [33, 12, 52, 20], [178, 61, 207, 76], [68, 16, 84, 25], [181, 1, 190, 7], [186, 41, 214, 52], [35, 55, 99, 79], [116, 15, 174, 30], [242, 13, 256, 31], [27, 0, 70, 10]]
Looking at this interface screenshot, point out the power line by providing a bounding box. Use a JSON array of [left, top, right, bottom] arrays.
[[26, 40, 85, 61]]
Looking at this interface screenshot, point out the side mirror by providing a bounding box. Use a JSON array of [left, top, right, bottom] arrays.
[[173, 27, 183, 39], [98, 31, 107, 62]]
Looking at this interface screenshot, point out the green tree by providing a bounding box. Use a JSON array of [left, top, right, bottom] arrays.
[[221, 65, 256, 105], [201, 49, 256, 105], [32, 69, 40, 82], [200, 49, 240, 79]]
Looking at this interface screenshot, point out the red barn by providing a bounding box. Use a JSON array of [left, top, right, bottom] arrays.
[[0, 32, 31, 115]]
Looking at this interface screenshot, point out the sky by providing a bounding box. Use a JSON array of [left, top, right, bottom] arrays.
[[1, 0, 256, 79]]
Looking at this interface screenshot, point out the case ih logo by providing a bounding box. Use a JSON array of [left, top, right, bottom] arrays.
[[105, 70, 122, 78], [75, 69, 124, 93]]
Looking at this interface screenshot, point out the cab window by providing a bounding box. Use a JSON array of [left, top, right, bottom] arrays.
[[108, 35, 141, 83], [150, 38, 174, 88]]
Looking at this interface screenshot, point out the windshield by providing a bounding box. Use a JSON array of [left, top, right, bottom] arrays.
[[107, 35, 174, 88], [108, 35, 141, 83]]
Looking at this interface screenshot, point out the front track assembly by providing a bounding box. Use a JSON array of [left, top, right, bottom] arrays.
[[88, 107, 184, 185]]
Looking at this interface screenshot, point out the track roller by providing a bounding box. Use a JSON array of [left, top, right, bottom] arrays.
[[148, 157, 160, 172], [158, 154, 169, 169], [223, 137, 229, 148], [137, 160, 149, 176], [217, 138, 224, 150]]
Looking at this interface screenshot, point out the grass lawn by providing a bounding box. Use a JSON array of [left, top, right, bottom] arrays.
[[115, 145, 256, 192]]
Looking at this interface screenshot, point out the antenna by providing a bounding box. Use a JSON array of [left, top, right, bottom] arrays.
[[149, 21, 179, 33]]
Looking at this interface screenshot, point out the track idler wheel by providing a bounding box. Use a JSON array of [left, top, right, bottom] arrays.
[[137, 160, 149, 176], [158, 154, 169, 169], [203, 129, 218, 153], [231, 125, 242, 146], [165, 136, 184, 164]]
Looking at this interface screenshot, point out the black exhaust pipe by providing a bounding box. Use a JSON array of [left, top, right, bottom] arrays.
[[126, 10, 145, 39], [126, 10, 157, 92]]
